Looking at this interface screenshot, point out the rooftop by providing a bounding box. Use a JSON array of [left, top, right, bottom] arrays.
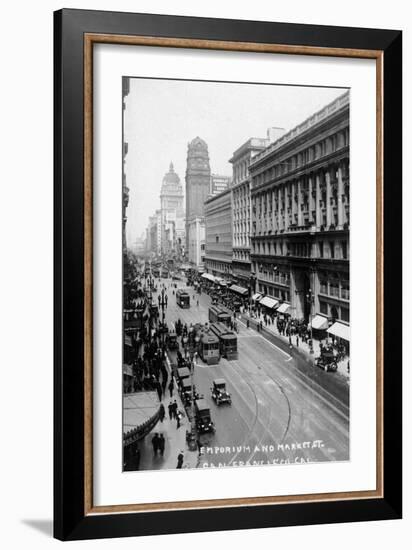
[[250, 91, 350, 166]]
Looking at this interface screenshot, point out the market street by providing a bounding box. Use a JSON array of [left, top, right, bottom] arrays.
[[154, 277, 349, 467]]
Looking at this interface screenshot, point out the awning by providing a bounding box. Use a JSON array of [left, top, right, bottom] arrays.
[[311, 314, 329, 330], [229, 284, 248, 296], [201, 273, 215, 282], [123, 364, 134, 377], [327, 321, 350, 341], [259, 296, 279, 309], [124, 334, 133, 347], [277, 302, 291, 314], [252, 293, 262, 301]]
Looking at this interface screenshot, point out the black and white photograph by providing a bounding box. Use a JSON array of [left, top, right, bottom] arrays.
[[122, 77, 350, 472]]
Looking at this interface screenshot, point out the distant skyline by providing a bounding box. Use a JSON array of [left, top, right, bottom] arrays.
[[124, 78, 345, 244]]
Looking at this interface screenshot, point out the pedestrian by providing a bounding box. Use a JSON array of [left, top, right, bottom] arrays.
[[176, 451, 184, 469], [159, 403, 165, 422], [161, 372, 167, 395], [156, 380, 162, 402], [176, 410, 181, 429], [168, 378, 174, 398], [158, 434, 165, 457], [172, 399, 178, 419], [196, 299, 199, 307], [246, 319, 250, 329], [168, 401, 173, 420], [151, 433, 159, 457], [259, 320, 263, 331]]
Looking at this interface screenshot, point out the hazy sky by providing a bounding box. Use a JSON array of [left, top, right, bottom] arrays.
[[124, 78, 345, 244]]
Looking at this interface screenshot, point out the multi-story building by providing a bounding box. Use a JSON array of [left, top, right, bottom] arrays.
[[210, 174, 231, 197], [146, 214, 158, 255], [249, 91, 350, 326], [229, 137, 270, 288], [187, 217, 206, 267], [204, 188, 233, 279], [185, 137, 211, 266], [159, 162, 185, 256], [122, 78, 130, 254]]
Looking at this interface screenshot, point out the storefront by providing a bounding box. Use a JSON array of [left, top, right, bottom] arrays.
[[311, 314, 329, 340], [259, 295, 279, 313], [327, 321, 350, 354], [276, 302, 292, 319]]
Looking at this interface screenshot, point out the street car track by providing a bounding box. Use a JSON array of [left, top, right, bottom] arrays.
[[226, 376, 260, 466], [238, 318, 350, 423], [223, 358, 292, 464]]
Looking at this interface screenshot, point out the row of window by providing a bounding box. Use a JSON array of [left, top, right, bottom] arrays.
[[319, 301, 349, 322], [319, 279, 349, 300], [258, 283, 290, 303], [233, 249, 250, 261], [251, 239, 348, 260], [251, 128, 349, 188]]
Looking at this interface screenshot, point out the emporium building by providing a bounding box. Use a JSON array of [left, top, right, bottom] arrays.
[[249, 91, 350, 329]]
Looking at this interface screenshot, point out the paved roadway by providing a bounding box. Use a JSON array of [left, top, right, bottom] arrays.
[[153, 277, 349, 469]]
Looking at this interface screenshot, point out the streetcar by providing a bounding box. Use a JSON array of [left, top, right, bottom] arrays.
[[176, 289, 190, 309], [208, 305, 232, 325], [209, 322, 238, 360], [197, 330, 220, 365]]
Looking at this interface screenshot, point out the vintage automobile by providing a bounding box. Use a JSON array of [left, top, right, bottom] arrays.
[[166, 330, 179, 350], [315, 347, 338, 372], [211, 378, 232, 405], [180, 379, 200, 406], [176, 366, 191, 385], [194, 398, 215, 434]]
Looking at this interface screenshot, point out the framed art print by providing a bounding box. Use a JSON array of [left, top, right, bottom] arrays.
[[54, 9, 402, 540]]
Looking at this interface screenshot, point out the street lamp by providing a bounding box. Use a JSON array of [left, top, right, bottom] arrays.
[[306, 287, 314, 354]]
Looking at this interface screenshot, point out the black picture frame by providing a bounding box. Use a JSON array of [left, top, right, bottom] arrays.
[[54, 8, 402, 541]]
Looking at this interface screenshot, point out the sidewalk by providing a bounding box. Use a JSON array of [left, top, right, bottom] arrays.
[[239, 310, 350, 382], [137, 360, 199, 471]]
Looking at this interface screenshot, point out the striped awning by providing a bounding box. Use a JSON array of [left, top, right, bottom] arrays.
[[252, 293, 262, 301], [277, 302, 291, 314], [259, 296, 279, 309]]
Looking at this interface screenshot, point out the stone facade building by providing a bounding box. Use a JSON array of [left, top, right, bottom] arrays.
[[204, 188, 233, 279], [159, 162, 185, 257], [229, 137, 269, 288], [187, 217, 206, 267], [185, 137, 211, 266], [249, 91, 350, 325]]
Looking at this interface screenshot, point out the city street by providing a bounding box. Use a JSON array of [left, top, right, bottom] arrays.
[[154, 277, 349, 468]]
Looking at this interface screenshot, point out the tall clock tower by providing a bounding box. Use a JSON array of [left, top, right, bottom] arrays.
[[185, 137, 211, 259]]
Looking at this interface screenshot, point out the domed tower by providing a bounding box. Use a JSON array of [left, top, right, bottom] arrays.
[[185, 137, 211, 256], [159, 162, 185, 256], [160, 162, 184, 214]]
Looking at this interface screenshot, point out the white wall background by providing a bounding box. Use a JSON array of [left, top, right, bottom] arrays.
[[0, 1, 409, 548]]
